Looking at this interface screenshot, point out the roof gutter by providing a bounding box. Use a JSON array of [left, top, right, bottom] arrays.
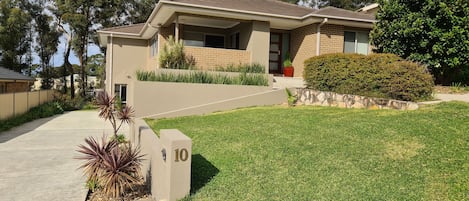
[[306, 13, 376, 23], [316, 18, 328, 56]]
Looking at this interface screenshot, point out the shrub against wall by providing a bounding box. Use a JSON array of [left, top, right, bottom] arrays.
[[159, 36, 196, 69], [214, 63, 265, 73], [303, 53, 434, 101], [136, 70, 269, 86]]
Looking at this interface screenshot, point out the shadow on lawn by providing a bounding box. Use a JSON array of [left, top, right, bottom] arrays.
[[190, 154, 219, 194]]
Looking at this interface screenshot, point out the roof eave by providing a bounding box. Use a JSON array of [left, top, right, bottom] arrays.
[[96, 0, 376, 46]]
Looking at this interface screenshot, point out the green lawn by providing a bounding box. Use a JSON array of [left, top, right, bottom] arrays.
[[146, 102, 469, 200]]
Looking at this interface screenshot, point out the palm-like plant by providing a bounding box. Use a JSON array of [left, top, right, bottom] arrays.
[[96, 92, 134, 137], [76, 135, 118, 186], [77, 91, 143, 198], [77, 136, 144, 198], [100, 144, 144, 198]]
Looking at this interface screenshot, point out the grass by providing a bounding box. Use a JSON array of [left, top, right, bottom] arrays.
[[147, 102, 469, 200]]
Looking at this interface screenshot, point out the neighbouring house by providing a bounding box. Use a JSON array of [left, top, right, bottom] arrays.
[[32, 74, 99, 93], [356, 3, 379, 15], [97, 0, 375, 98], [0, 66, 35, 93]]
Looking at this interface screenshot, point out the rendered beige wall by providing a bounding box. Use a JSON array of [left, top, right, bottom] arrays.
[[184, 47, 251, 70], [247, 21, 270, 72], [129, 81, 285, 118], [131, 120, 192, 201], [107, 37, 148, 94]]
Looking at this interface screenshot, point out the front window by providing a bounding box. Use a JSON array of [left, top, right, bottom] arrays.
[[183, 31, 225, 48], [114, 84, 127, 104], [344, 31, 369, 55]]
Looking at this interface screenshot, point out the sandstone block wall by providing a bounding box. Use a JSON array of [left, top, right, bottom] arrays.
[[295, 89, 419, 110]]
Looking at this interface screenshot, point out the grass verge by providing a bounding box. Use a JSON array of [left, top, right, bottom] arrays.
[[147, 102, 469, 200]]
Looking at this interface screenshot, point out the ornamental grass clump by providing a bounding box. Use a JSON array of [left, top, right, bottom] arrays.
[[77, 91, 144, 199]]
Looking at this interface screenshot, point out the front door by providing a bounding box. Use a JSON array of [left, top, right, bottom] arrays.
[[269, 33, 282, 74]]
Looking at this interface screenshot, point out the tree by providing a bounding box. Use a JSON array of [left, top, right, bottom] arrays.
[[371, 0, 469, 84], [33, 2, 60, 89], [0, 0, 31, 72], [52, 0, 159, 98], [87, 54, 105, 88], [282, 0, 375, 10]]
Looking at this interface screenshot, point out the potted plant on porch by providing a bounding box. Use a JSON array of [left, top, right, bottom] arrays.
[[283, 55, 294, 77]]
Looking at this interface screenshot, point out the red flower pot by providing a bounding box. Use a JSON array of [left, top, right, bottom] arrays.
[[283, 66, 294, 77]]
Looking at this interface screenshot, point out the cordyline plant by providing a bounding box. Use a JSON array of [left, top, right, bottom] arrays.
[[76, 91, 144, 199], [96, 92, 134, 138], [76, 135, 144, 198]]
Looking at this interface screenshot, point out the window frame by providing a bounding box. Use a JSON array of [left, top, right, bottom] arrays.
[[343, 30, 369, 55], [183, 31, 226, 49], [114, 84, 127, 104], [150, 35, 158, 57]]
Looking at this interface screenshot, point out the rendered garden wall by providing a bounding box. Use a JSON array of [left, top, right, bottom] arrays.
[[128, 81, 286, 118]]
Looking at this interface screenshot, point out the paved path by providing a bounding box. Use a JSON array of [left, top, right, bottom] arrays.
[[435, 93, 469, 102], [0, 111, 123, 201]]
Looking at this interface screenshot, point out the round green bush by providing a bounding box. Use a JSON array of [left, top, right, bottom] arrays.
[[303, 53, 433, 101]]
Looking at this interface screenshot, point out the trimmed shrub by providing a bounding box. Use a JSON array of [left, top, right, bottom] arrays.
[[303, 53, 433, 101]]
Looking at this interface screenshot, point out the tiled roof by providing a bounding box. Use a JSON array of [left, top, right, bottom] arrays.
[[99, 23, 145, 34], [0, 67, 35, 81], [314, 6, 375, 21], [98, 1, 375, 35], [172, 0, 316, 17]]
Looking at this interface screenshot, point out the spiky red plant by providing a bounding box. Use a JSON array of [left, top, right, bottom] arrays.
[[96, 91, 134, 137], [76, 135, 118, 183], [77, 135, 144, 198], [100, 144, 144, 198]]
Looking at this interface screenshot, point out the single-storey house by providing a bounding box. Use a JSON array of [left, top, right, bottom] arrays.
[[97, 0, 376, 97], [0, 66, 35, 93]]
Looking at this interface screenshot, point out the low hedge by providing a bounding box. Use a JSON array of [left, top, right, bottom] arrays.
[[303, 53, 434, 101]]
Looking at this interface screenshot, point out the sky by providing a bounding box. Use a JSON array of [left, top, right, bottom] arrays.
[[36, 36, 103, 67]]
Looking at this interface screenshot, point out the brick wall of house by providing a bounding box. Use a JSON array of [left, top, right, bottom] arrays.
[[290, 24, 317, 77], [320, 24, 345, 54], [2, 82, 30, 93], [184, 46, 251, 70]]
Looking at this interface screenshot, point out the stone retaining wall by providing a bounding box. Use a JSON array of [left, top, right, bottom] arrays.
[[295, 89, 419, 110]]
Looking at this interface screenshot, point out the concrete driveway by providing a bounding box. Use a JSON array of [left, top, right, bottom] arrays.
[[0, 111, 122, 201]]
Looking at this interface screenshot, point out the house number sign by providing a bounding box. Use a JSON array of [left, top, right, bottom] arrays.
[[174, 148, 189, 162]]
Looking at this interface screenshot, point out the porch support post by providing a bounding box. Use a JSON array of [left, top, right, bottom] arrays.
[[175, 14, 179, 41], [246, 21, 270, 73]]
